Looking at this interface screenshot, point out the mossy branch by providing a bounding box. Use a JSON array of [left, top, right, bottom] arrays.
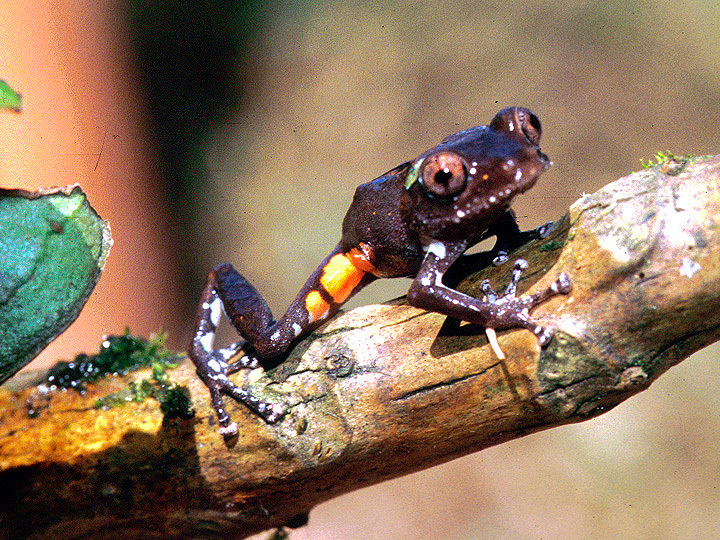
[[2, 156, 720, 539]]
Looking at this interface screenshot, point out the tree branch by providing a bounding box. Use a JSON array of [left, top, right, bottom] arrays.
[[2, 156, 720, 539]]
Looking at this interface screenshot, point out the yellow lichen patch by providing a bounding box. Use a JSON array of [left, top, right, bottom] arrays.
[[320, 253, 366, 304], [0, 375, 162, 468], [305, 290, 330, 322]]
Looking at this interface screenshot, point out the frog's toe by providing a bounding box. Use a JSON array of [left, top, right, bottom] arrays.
[[534, 325, 555, 347], [553, 272, 572, 294], [534, 221, 555, 239], [492, 251, 510, 266], [218, 421, 239, 438], [258, 401, 288, 424]]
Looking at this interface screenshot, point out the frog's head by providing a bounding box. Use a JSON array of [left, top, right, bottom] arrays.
[[401, 107, 550, 242]]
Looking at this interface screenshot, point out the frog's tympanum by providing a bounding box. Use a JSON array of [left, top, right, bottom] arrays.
[[189, 107, 571, 436]]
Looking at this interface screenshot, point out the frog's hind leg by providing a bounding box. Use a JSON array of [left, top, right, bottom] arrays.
[[189, 263, 287, 436], [189, 246, 377, 436]]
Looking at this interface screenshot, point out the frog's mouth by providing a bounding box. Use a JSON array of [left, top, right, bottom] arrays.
[[538, 150, 552, 170]]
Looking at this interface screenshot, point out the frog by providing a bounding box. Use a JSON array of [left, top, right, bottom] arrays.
[[189, 106, 572, 437]]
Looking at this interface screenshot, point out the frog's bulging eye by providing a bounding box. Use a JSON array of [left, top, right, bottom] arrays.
[[519, 110, 542, 146], [420, 152, 467, 199]]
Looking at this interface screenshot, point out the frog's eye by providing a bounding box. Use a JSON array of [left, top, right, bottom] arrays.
[[519, 110, 542, 146], [419, 152, 467, 199]]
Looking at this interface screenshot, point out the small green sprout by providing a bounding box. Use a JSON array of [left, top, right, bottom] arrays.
[[641, 151, 676, 169]]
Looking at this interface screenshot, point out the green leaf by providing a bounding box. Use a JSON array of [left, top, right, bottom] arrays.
[[0, 185, 112, 383], [404, 157, 424, 190], [0, 80, 21, 112]]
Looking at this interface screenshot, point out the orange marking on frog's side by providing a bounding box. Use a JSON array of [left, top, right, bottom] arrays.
[[305, 290, 330, 322], [320, 253, 368, 304]]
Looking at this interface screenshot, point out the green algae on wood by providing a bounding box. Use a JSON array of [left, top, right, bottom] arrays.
[[45, 331, 175, 390]]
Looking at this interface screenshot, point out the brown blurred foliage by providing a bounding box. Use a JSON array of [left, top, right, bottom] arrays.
[[2, 0, 720, 539]]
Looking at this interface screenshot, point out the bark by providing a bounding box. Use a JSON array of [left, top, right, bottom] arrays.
[[1, 155, 719, 540]]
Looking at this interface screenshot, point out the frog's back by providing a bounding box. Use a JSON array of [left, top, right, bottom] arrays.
[[341, 163, 424, 277]]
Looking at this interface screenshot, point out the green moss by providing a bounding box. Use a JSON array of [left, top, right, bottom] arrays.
[[539, 239, 568, 252], [158, 386, 194, 420], [43, 330, 194, 420], [44, 330, 177, 390], [93, 379, 156, 408], [93, 379, 194, 420], [627, 355, 655, 378]]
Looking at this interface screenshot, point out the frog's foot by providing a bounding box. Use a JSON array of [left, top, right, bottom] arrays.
[[532, 220, 556, 240], [481, 259, 572, 348], [192, 343, 287, 437], [492, 221, 556, 266]]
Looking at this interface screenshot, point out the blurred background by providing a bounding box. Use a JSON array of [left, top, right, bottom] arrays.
[[1, 0, 720, 538]]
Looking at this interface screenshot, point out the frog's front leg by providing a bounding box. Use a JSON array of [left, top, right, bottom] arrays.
[[407, 240, 571, 346]]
